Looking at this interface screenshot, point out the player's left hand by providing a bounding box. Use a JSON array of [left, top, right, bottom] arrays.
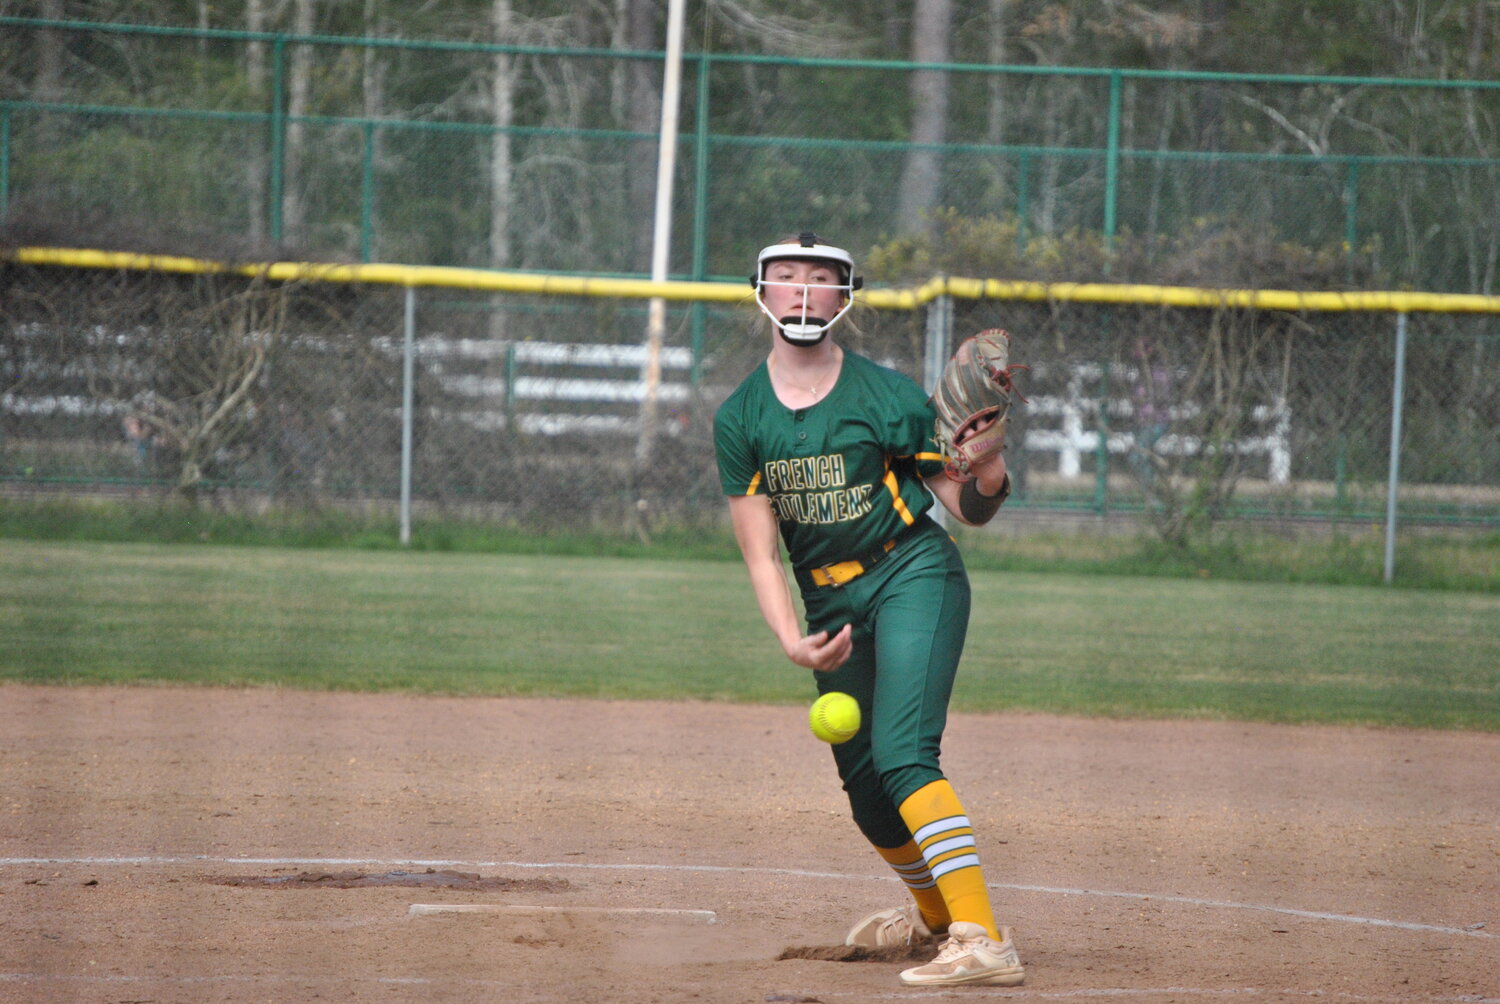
[[967, 430, 1009, 497], [932, 329, 1026, 482], [788, 623, 853, 672]]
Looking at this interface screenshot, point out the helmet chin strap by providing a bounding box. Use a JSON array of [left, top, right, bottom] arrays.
[[756, 280, 853, 345], [777, 317, 832, 345]]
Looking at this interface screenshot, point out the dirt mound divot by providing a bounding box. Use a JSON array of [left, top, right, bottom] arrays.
[[209, 869, 570, 891], [777, 942, 928, 963]]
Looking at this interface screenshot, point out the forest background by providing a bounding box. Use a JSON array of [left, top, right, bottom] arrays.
[[6, 0, 1500, 291], [2, 1, 1498, 571]]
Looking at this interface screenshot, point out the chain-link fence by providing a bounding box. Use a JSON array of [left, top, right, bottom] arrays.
[[4, 261, 1497, 541], [4, 18, 1500, 293], [948, 297, 1500, 534]]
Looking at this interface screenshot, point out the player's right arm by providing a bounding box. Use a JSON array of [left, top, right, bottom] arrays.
[[727, 494, 852, 672]]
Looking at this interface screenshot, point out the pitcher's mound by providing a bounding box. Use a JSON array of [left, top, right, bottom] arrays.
[[777, 942, 929, 963]]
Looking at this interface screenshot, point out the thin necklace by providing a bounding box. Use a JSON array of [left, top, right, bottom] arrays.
[[771, 349, 840, 399]]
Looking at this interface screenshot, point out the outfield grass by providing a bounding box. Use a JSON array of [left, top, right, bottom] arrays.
[[4, 540, 1497, 730], [2, 496, 1497, 591]]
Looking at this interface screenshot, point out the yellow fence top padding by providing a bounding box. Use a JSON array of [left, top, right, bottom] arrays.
[[6, 246, 751, 303], [10, 246, 1500, 314]]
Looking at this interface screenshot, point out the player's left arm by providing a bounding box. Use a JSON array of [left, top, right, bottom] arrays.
[[887, 364, 1010, 527], [926, 445, 1010, 527]]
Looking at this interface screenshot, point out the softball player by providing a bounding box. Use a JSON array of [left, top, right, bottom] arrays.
[[713, 233, 1025, 987]]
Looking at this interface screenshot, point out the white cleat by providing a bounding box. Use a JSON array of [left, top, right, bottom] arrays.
[[898, 921, 1025, 987], [844, 903, 936, 948]]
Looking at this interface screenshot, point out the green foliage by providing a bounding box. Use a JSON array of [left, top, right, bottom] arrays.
[[14, 1, 1498, 82], [6, 9, 1497, 290], [865, 209, 1378, 289], [865, 210, 1111, 285]]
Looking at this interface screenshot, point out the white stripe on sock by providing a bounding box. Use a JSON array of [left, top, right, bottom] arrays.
[[922, 834, 976, 861], [889, 857, 936, 889], [929, 852, 981, 880], [912, 815, 970, 845]]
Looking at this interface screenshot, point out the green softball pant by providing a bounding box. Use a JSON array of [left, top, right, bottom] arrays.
[[799, 517, 972, 849]]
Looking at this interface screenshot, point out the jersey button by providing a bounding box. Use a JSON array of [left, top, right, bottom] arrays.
[[797, 431, 807, 441]]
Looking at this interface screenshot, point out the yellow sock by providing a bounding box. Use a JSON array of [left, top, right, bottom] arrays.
[[872, 839, 950, 932], [897, 779, 1001, 940]]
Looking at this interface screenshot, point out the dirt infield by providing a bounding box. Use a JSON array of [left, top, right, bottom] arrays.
[[1, 685, 1496, 1003]]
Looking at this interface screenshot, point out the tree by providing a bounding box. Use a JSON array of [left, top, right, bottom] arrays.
[[867, 212, 1369, 548], [32, 0, 65, 101], [281, 0, 315, 245], [487, 0, 515, 346], [244, 0, 269, 247], [623, 0, 661, 272], [1119, 309, 1293, 549], [90, 272, 290, 502], [897, 0, 952, 237]]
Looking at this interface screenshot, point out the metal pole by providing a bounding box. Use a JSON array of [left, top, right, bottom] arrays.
[[1383, 312, 1408, 585], [400, 286, 416, 547], [688, 53, 712, 387], [924, 294, 954, 527], [636, 0, 687, 466], [922, 293, 953, 394], [1095, 360, 1111, 515]]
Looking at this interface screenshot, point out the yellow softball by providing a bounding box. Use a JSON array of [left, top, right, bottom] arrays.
[[809, 692, 861, 744]]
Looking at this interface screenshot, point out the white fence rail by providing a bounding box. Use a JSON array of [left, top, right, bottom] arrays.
[[423, 338, 697, 436], [425, 343, 1293, 482]]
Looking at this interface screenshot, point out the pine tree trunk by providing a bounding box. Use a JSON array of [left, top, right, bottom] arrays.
[[489, 0, 515, 342], [898, 0, 952, 236]]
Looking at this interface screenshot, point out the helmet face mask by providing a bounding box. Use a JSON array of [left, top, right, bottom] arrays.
[[750, 233, 863, 345]]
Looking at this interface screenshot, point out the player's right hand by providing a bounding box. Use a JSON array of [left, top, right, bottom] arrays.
[[788, 624, 853, 672]]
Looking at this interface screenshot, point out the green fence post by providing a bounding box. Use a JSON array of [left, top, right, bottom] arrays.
[[361, 119, 376, 262], [1103, 71, 1122, 248], [269, 35, 286, 245], [0, 107, 10, 220]]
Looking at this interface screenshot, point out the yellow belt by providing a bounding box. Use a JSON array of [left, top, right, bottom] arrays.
[[808, 537, 900, 588]]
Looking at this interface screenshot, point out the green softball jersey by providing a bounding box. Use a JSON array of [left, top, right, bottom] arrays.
[[714, 350, 948, 572]]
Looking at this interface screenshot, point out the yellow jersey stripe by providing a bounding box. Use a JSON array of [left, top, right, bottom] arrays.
[[746, 471, 762, 495], [883, 466, 915, 525]]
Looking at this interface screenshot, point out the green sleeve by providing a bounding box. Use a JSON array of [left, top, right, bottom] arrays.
[[713, 396, 760, 497], [887, 372, 946, 480]]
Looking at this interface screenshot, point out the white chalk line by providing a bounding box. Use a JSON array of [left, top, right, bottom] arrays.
[[2, 857, 1495, 1003], [3, 854, 1491, 942], [0, 974, 1494, 1003]]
